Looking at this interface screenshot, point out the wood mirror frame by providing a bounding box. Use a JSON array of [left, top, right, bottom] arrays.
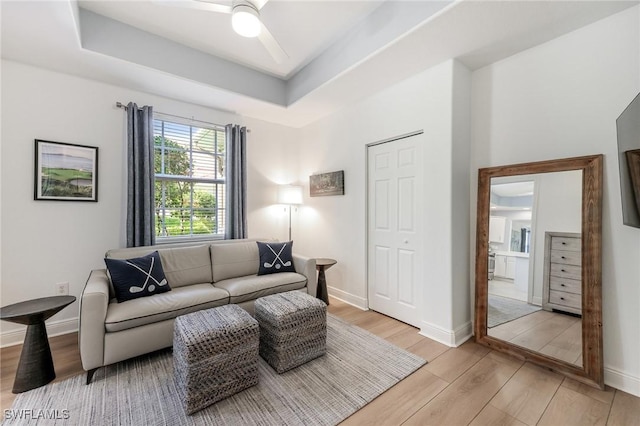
[[474, 155, 604, 389]]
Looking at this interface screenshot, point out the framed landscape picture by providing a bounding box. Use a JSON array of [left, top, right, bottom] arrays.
[[34, 139, 98, 201], [310, 170, 345, 197]]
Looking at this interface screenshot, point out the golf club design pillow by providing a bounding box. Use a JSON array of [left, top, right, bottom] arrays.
[[105, 251, 171, 303], [257, 241, 296, 275]]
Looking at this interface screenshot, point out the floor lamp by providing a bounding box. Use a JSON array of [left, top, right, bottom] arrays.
[[277, 185, 303, 241]]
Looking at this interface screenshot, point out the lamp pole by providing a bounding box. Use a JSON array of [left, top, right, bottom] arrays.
[[278, 185, 303, 241], [287, 204, 292, 241]]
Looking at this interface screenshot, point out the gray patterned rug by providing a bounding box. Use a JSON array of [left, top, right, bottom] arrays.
[[6, 314, 425, 425], [488, 294, 542, 328]]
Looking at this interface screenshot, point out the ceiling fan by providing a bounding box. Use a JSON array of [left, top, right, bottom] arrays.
[[157, 0, 289, 63]]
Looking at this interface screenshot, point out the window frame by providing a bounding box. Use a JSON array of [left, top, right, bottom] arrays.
[[153, 114, 226, 243]]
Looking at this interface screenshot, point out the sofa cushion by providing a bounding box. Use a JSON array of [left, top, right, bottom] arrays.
[[104, 284, 229, 332], [257, 241, 296, 275], [106, 246, 157, 260], [214, 273, 307, 304], [106, 245, 212, 289], [211, 241, 260, 282], [157, 245, 212, 288], [105, 251, 171, 303]]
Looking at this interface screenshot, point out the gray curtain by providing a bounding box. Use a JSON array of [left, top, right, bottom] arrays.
[[126, 102, 155, 247], [225, 124, 247, 239]]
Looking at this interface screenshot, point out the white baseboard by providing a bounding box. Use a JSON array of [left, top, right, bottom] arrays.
[[605, 365, 640, 397], [532, 296, 542, 306], [419, 320, 472, 347], [0, 317, 78, 348], [327, 286, 368, 310], [453, 322, 473, 346]]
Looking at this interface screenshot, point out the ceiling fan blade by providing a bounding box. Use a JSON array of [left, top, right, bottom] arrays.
[[258, 23, 288, 64], [153, 0, 232, 14], [252, 0, 270, 10]]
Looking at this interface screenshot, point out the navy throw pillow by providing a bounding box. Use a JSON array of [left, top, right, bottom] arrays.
[[105, 251, 171, 303], [257, 241, 296, 275]]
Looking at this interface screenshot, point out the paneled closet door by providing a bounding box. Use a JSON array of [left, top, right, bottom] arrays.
[[367, 134, 424, 328]]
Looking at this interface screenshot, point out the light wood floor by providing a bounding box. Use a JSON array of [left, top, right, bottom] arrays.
[[489, 279, 527, 302], [1, 298, 639, 425], [489, 310, 583, 367]]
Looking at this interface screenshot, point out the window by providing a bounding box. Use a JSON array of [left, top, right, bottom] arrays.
[[153, 116, 226, 239]]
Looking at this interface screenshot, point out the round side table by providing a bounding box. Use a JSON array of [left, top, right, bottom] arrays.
[[315, 258, 337, 305], [0, 295, 76, 393]]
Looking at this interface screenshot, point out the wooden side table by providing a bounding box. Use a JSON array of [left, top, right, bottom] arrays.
[[315, 258, 337, 305], [0, 295, 76, 393]]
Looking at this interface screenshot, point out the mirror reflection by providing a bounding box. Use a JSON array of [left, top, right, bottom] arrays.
[[487, 171, 583, 367]]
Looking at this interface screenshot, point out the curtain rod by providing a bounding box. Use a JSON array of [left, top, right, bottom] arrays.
[[115, 102, 249, 132]]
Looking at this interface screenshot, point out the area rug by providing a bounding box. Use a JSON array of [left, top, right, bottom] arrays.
[[488, 294, 542, 328], [6, 314, 425, 425]]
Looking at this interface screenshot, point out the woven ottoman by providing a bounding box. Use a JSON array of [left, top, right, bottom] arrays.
[[173, 304, 259, 415], [255, 291, 327, 373]]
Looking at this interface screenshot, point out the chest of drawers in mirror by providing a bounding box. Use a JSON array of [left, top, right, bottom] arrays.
[[543, 232, 582, 315]]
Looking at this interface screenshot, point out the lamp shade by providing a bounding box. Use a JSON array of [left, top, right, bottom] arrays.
[[278, 185, 303, 205]]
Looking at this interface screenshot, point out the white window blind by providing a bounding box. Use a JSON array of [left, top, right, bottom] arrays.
[[153, 117, 226, 239]]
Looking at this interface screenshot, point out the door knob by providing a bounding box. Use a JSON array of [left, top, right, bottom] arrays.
[[403, 239, 409, 244]]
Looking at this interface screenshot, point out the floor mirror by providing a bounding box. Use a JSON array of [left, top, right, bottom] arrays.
[[474, 155, 604, 389]]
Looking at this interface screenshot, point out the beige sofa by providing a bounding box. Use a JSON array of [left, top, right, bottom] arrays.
[[79, 239, 316, 384]]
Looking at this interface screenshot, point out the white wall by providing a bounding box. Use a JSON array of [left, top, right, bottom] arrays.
[[531, 171, 582, 302], [471, 6, 640, 395], [451, 61, 472, 332], [0, 61, 297, 345], [296, 59, 472, 345]]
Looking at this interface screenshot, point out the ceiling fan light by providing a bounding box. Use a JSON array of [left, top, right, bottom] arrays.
[[232, 4, 261, 38]]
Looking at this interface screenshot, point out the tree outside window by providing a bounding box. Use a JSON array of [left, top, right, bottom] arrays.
[[153, 119, 225, 239]]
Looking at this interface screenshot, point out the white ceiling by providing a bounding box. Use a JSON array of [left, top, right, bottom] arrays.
[[2, 0, 638, 128], [78, 0, 384, 79], [492, 182, 535, 198], [491, 181, 535, 211]]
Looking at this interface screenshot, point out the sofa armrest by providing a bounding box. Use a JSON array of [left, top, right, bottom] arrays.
[[79, 269, 110, 371], [293, 254, 317, 298]]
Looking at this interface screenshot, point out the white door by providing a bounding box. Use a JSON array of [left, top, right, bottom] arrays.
[[505, 257, 516, 279], [494, 255, 507, 278], [367, 134, 423, 327], [489, 216, 506, 243]]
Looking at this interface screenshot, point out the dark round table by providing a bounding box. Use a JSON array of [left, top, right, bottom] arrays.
[[315, 258, 337, 305], [0, 295, 76, 393]]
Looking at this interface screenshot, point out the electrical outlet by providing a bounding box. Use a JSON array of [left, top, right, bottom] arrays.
[[56, 282, 69, 295]]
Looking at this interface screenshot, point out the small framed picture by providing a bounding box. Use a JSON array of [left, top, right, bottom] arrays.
[[34, 139, 99, 202], [310, 170, 345, 197]]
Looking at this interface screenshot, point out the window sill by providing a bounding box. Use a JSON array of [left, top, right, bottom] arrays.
[[155, 235, 226, 245]]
